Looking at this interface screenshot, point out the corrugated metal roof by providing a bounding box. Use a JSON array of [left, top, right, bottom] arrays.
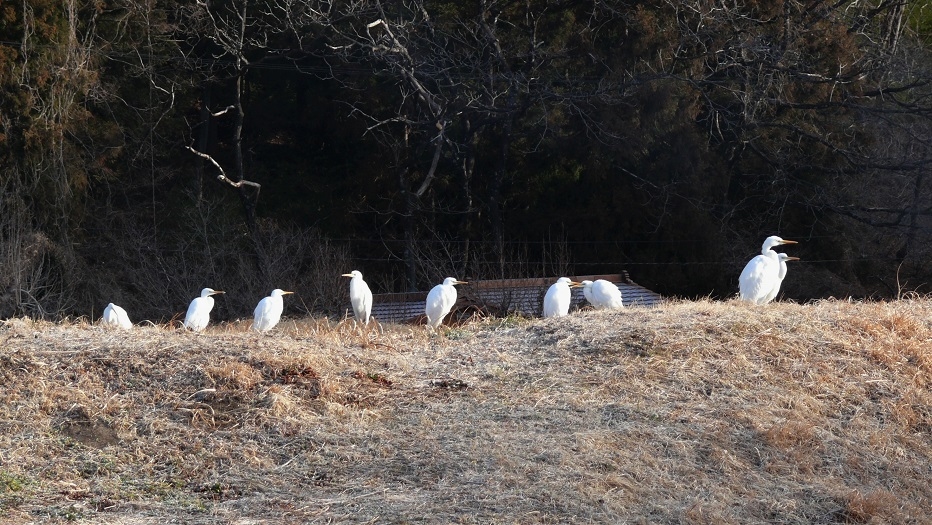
[[359, 273, 661, 324]]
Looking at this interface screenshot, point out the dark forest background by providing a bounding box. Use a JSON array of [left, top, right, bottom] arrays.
[[3, 0, 932, 321]]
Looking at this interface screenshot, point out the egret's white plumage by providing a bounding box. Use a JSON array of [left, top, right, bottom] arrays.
[[543, 277, 582, 318], [102, 303, 132, 329], [425, 277, 467, 330], [738, 236, 798, 304], [580, 279, 624, 309], [252, 288, 294, 332], [342, 271, 373, 325], [761, 253, 800, 304], [183, 287, 224, 331]]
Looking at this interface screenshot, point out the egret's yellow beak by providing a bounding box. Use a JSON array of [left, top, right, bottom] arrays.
[[780, 239, 798, 245], [282, 291, 294, 295], [212, 290, 225, 295], [785, 256, 801, 261], [569, 281, 583, 288], [455, 280, 468, 285], [341, 273, 353, 278]]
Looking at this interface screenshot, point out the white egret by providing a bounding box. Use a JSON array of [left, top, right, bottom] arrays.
[[183, 287, 224, 331], [543, 277, 582, 318], [342, 271, 373, 325], [738, 236, 798, 304], [761, 253, 800, 304], [101, 303, 132, 329], [425, 277, 467, 330], [580, 279, 624, 309], [252, 288, 294, 332]]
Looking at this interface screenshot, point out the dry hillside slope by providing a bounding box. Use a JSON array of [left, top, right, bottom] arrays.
[[0, 299, 930, 524]]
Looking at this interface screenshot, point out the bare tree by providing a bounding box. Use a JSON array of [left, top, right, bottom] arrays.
[[272, 0, 595, 287], [182, 0, 274, 230], [0, 0, 102, 317]]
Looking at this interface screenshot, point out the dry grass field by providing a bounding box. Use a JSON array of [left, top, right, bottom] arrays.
[[1, 299, 931, 524]]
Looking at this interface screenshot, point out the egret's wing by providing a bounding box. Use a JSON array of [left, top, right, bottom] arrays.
[[184, 298, 201, 328], [543, 284, 567, 317], [253, 297, 273, 330], [594, 280, 623, 308], [102, 305, 116, 325], [113, 304, 132, 328], [609, 285, 624, 308], [425, 285, 444, 324], [762, 280, 782, 304], [360, 283, 373, 322], [185, 297, 213, 330], [590, 281, 612, 307], [351, 281, 373, 322], [739, 255, 776, 303], [556, 289, 570, 315], [542, 285, 557, 317]]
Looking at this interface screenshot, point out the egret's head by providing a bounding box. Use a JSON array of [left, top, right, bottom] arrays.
[[271, 289, 294, 297], [580, 280, 593, 289], [442, 277, 467, 286], [557, 277, 583, 288], [762, 235, 797, 251], [201, 288, 224, 297], [342, 270, 363, 279]]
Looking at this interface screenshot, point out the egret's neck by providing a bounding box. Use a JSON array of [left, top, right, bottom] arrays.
[[762, 239, 783, 255]]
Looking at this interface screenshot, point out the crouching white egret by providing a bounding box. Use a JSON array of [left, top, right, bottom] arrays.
[[426, 277, 467, 330], [581, 279, 624, 309], [543, 277, 582, 318], [342, 270, 373, 325], [761, 253, 800, 304], [253, 289, 294, 332], [738, 236, 797, 304], [183, 287, 224, 331], [102, 303, 132, 329]]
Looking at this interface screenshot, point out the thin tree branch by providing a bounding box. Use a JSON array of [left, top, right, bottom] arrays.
[[186, 145, 262, 192]]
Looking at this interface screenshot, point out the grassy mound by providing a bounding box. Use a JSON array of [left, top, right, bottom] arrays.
[[1, 299, 930, 523]]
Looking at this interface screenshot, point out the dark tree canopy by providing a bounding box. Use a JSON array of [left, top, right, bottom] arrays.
[[2, 0, 932, 320]]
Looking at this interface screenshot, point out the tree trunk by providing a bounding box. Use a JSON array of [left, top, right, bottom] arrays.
[[400, 166, 419, 292], [196, 84, 212, 204], [460, 122, 478, 278], [489, 115, 512, 277], [397, 125, 419, 292], [899, 169, 926, 262]]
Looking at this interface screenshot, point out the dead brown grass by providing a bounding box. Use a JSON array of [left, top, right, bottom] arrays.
[[1, 299, 931, 523]]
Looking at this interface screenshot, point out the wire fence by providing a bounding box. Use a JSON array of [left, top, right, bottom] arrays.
[[75, 227, 899, 266]]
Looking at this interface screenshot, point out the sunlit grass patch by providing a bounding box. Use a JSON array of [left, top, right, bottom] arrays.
[[1, 300, 931, 522]]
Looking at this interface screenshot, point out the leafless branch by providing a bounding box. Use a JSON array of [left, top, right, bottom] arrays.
[[186, 145, 262, 192], [210, 105, 236, 117]]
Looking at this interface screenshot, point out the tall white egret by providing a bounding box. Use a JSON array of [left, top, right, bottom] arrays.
[[738, 236, 798, 304], [342, 271, 373, 325], [543, 277, 582, 318], [425, 277, 467, 330], [183, 287, 224, 331], [761, 253, 800, 304], [252, 289, 294, 332], [580, 279, 624, 309], [101, 303, 132, 329]]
